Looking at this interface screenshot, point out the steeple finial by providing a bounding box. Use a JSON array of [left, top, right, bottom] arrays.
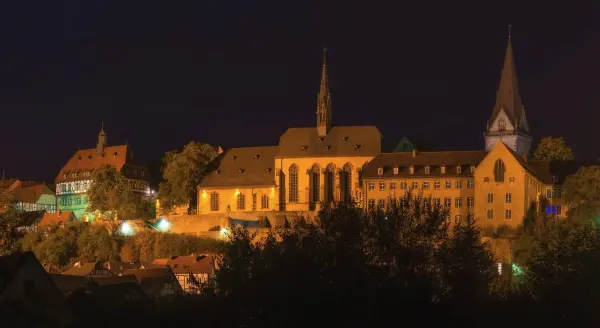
[[508, 24, 511, 39], [316, 48, 332, 137]]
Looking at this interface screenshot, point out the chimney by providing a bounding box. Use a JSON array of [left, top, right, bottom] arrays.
[[412, 149, 417, 158]]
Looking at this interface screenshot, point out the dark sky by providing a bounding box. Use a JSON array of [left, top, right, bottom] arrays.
[[1, 1, 599, 183]]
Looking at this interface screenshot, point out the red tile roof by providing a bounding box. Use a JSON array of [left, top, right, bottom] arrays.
[[55, 145, 129, 182], [38, 210, 75, 227], [14, 184, 54, 203]]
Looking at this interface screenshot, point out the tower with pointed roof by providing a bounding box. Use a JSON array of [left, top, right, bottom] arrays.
[[316, 49, 332, 137], [485, 30, 532, 157], [97, 122, 107, 155]]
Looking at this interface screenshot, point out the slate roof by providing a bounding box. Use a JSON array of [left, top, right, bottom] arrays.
[[277, 126, 382, 158], [362, 151, 487, 178], [199, 146, 279, 188]]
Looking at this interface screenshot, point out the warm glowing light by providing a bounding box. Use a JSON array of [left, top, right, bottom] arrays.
[[157, 218, 170, 232], [220, 227, 229, 237], [201, 190, 207, 198], [235, 189, 240, 195], [121, 221, 135, 236]]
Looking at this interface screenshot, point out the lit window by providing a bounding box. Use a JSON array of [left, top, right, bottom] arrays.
[[455, 197, 462, 208], [378, 199, 385, 209], [499, 118, 506, 131], [400, 181, 407, 189], [456, 180, 462, 189], [470, 166, 475, 174], [390, 182, 396, 190], [368, 182, 375, 191], [368, 199, 375, 210], [412, 181, 418, 189], [433, 198, 440, 207], [422, 181, 429, 189], [434, 181, 440, 190], [441, 166, 446, 174], [467, 197, 474, 208], [494, 159, 505, 182], [377, 167, 383, 175], [456, 166, 462, 174], [379, 182, 386, 191], [487, 193, 494, 203], [487, 209, 494, 220], [505, 209, 512, 219], [289, 164, 299, 202], [505, 193, 512, 203], [467, 179, 474, 188], [261, 195, 269, 209], [546, 189, 551, 199], [393, 167, 399, 175], [425, 166, 430, 175], [445, 181, 451, 189], [409, 166, 414, 175], [237, 193, 245, 210], [444, 197, 451, 208], [555, 188, 562, 198], [455, 215, 461, 224]]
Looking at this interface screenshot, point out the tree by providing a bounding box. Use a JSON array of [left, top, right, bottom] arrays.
[[563, 166, 600, 225], [158, 142, 221, 213], [533, 137, 574, 161], [0, 208, 23, 255], [76, 224, 119, 262], [87, 164, 136, 220]]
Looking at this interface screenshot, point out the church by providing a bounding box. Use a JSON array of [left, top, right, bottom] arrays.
[[197, 36, 577, 231]]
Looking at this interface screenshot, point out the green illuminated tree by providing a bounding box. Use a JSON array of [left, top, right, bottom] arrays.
[[87, 164, 136, 220], [563, 165, 600, 225], [158, 142, 221, 213], [533, 136, 574, 161]]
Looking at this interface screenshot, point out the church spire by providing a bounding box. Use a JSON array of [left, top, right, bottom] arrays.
[[316, 48, 332, 137], [97, 121, 107, 155], [490, 27, 527, 132]]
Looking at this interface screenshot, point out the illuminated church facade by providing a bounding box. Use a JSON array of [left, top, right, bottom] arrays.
[[197, 37, 576, 232]]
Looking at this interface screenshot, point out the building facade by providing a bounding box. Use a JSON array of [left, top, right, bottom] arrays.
[[55, 127, 152, 221]]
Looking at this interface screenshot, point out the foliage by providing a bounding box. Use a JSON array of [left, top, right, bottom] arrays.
[[563, 165, 600, 225], [0, 208, 25, 255], [158, 142, 221, 213], [22, 221, 83, 266], [533, 136, 574, 161], [120, 231, 225, 262], [76, 224, 120, 262], [87, 164, 136, 220]]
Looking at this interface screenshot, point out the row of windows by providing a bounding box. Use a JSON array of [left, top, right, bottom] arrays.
[[546, 188, 562, 199], [288, 163, 353, 203], [59, 196, 88, 206], [487, 193, 512, 204], [486, 209, 513, 220], [378, 165, 476, 176], [368, 179, 474, 191], [16, 202, 57, 213], [57, 180, 92, 195], [368, 197, 474, 210], [208, 192, 270, 211]]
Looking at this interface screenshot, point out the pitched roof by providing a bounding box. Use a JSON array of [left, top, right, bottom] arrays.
[[62, 261, 111, 277], [0, 251, 39, 294], [49, 274, 89, 297], [121, 268, 182, 296], [528, 160, 581, 185], [170, 255, 214, 274], [44, 264, 62, 274], [362, 151, 486, 178], [277, 126, 382, 158], [199, 146, 279, 188], [55, 145, 129, 182], [92, 275, 138, 286], [13, 184, 54, 203], [38, 210, 75, 227]]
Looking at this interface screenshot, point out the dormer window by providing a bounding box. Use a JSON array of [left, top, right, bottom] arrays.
[[265, 168, 272, 173], [215, 170, 221, 175], [409, 166, 414, 175], [301, 146, 308, 151], [441, 166, 446, 174], [470, 165, 475, 174], [254, 155, 260, 160], [317, 137, 324, 144], [77, 156, 81, 162], [354, 144, 361, 151], [324, 145, 330, 152], [552, 175, 558, 183], [456, 166, 462, 174], [113, 152, 118, 158], [230, 156, 237, 161], [63, 173, 67, 178], [342, 136, 348, 142], [377, 167, 383, 175], [72, 173, 77, 178], [238, 169, 245, 174], [393, 167, 399, 175], [88, 155, 92, 160], [424, 165, 430, 175]]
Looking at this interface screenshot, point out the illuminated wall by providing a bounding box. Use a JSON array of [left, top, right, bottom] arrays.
[[197, 186, 275, 214]]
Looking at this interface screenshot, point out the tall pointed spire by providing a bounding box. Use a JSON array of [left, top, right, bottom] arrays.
[[316, 48, 332, 137], [97, 121, 107, 155]]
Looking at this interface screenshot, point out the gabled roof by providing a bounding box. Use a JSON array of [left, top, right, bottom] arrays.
[[121, 268, 182, 296], [362, 151, 486, 178], [92, 275, 138, 286], [62, 261, 111, 277], [38, 210, 75, 228], [278, 126, 382, 158], [13, 184, 54, 203], [170, 255, 214, 274], [0, 251, 39, 295], [528, 160, 581, 185], [55, 145, 129, 182], [199, 146, 279, 188], [49, 274, 89, 297]]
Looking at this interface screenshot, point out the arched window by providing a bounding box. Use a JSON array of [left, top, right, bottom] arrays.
[[498, 118, 506, 131], [494, 159, 505, 182], [341, 163, 353, 203], [289, 164, 299, 203]]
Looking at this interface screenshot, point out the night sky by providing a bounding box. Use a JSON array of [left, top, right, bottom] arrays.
[[1, 1, 599, 183]]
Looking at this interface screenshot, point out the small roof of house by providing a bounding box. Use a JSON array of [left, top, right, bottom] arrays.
[[49, 274, 89, 297], [0, 251, 39, 295], [170, 255, 214, 274], [62, 261, 110, 277], [92, 275, 138, 286], [527, 160, 581, 185], [38, 210, 75, 227], [13, 184, 54, 203], [56, 145, 136, 182], [199, 146, 279, 188], [44, 264, 62, 274], [101, 260, 140, 275], [121, 268, 182, 297]]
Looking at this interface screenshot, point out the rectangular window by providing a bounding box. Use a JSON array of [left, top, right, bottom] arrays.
[[378, 199, 385, 209], [487, 209, 494, 220], [393, 167, 399, 175], [445, 181, 451, 189], [261, 195, 269, 209], [433, 198, 440, 207], [456, 180, 462, 188], [409, 166, 414, 175], [379, 182, 386, 191], [444, 197, 451, 208], [455, 197, 462, 208], [368, 182, 375, 191], [210, 192, 219, 211], [441, 166, 446, 174], [467, 179, 474, 189], [487, 193, 494, 203], [505, 193, 512, 203], [546, 189, 552, 199], [425, 166, 430, 175], [237, 193, 245, 210], [456, 166, 462, 174], [467, 197, 474, 208], [390, 182, 396, 190], [470, 166, 475, 174], [400, 181, 407, 189], [412, 181, 418, 189], [484, 177, 490, 183], [368, 199, 375, 210], [555, 188, 562, 199], [556, 205, 562, 216], [455, 215, 461, 224], [434, 181, 440, 190], [505, 209, 512, 219], [422, 181, 429, 189]]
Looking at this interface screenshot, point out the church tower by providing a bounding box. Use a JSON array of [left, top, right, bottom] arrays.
[[97, 122, 107, 155], [316, 49, 332, 137], [485, 30, 532, 157]]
